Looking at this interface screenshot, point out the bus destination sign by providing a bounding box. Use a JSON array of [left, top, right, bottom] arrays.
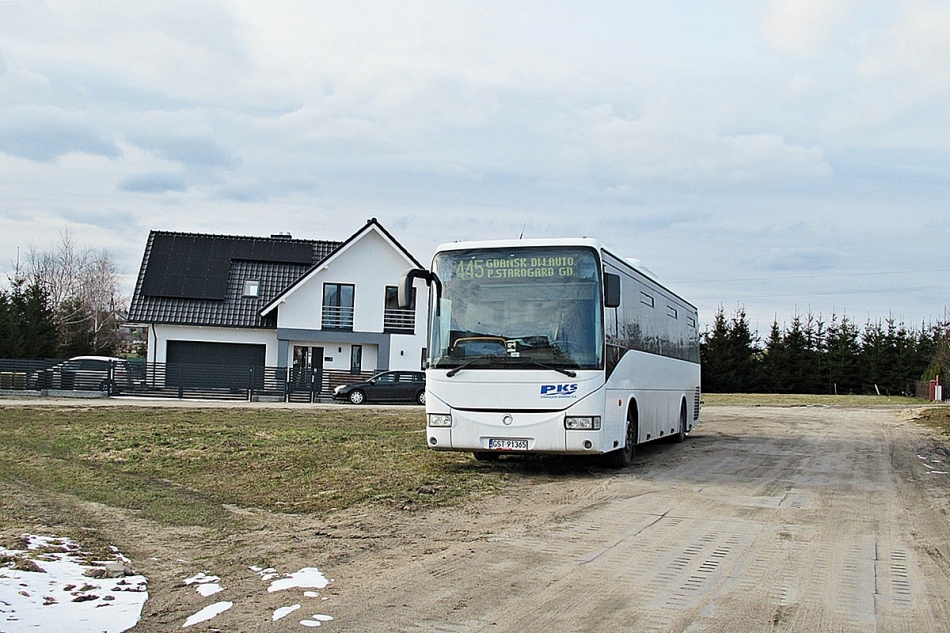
[[455, 254, 578, 280]]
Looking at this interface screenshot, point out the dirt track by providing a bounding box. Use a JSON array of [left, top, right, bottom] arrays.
[[9, 403, 950, 632], [304, 405, 950, 633]]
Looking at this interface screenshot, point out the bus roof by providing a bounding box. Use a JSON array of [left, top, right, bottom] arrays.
[[433, 237, 606, 253]]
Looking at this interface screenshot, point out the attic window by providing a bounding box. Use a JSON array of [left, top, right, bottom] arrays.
[[243, 280, 261, 298]]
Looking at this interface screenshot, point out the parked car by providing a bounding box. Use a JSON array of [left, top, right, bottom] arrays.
[[30, 356, 146, 394], [332, 370, 426, 405]]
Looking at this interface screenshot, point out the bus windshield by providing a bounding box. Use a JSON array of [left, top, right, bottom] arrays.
[[428, 246, 604, 371]]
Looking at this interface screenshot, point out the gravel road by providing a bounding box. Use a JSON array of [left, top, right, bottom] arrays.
[[316, 405, 950, 632]]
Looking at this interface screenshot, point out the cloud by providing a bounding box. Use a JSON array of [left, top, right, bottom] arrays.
[[117, 171, 187, 194], [856, 2, 950, 94], [765, 247, 842, 271], [0, 1, 947, 329], [580, 105, 833, 185], [128, 134, 239, 168], [0, 107, 120, 162], [763, 0, 859, 56]]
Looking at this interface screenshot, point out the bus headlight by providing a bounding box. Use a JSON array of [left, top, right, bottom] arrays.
[[428, 413, 452, 427], [564, 416, 601, 430]]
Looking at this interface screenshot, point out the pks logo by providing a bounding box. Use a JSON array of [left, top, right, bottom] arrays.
[[540, 383, 578, 398]]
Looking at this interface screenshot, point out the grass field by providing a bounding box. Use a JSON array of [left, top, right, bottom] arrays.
[[701, 393, 931, 407], [1, 396, 946, 537], [0, 405, 514, 532]]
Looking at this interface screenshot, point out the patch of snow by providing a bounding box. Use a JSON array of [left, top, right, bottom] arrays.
[[268, 568, 330, 593], [0, 535, 148, 633], [304, 591, 320, 598], [301, 613, 334, 627], [251, 566, 279, 581], [196, 583, 224, 597], [182, 601, 232, 628], [272, 604, 301, 621], [183, 572, 223, 597]]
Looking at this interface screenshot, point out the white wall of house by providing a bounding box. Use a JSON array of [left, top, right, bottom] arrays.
[[388, 333, 427, 371], [273, 226, 428, 371], [276, 229, 400, 330], [147, 325, 278, 365]]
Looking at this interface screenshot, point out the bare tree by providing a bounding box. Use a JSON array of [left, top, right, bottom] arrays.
[[27, 228, 127, 356]]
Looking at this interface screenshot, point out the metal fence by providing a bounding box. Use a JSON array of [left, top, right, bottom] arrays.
[[0, 358, 377, 403], [915, 380, 948, 402]]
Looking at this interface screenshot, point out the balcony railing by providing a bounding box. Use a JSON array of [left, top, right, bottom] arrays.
[[321, 305, 354, 330], [383, 307, 415, 334]]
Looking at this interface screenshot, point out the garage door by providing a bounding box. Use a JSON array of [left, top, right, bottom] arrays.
[[166, 341, 266, 368], [166, 341, 267, 389]]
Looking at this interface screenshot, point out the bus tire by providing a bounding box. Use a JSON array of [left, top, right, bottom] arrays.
[[607, 408, 637, 468], [674, 401, 687, 443]]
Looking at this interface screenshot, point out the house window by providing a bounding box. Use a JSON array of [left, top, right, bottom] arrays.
[[322, 283, 354, 330], [384, 286, 415, 334], [243, 280, 260, 298]]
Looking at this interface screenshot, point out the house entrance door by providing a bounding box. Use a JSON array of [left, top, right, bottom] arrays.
[[290, 345, 324, 402]]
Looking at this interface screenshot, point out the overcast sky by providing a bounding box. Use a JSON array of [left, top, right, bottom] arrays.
[[1, 0, 947, 333]]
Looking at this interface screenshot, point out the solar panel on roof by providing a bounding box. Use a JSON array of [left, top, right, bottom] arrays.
[[141, 233, 323, 300]]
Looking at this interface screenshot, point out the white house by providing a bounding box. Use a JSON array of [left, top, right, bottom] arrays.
[[127, 218, 428, 397]]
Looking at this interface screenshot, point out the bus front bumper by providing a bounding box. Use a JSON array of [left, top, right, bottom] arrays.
[[426, 409, 608, 455]]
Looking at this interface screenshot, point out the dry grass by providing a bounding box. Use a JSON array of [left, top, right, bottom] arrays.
[[701, 393, 928, 407], [913, 406, 950, 436], [0, 405, 512, 531]]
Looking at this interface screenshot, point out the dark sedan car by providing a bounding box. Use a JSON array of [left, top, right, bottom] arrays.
[[332, 370, 426, 405]]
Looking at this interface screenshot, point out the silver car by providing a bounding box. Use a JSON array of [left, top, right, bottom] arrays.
[[32, 356, 145, 394]]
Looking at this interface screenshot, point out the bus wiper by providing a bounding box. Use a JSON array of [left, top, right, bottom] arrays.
[[447, 357, 575, 378], [446, 358, 484, 378], [524, 360, 576, 378]]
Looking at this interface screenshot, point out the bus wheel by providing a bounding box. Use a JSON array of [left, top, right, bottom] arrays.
[[674, 402, 687, 443], [474, 452, 499, 461], [607, 415, 637, 468]]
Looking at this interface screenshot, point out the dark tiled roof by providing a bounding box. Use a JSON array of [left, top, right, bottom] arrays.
[[128, 231, 340, 328]]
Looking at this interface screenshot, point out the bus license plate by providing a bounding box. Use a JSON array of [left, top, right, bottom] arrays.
[[488, 439, 528, 451]]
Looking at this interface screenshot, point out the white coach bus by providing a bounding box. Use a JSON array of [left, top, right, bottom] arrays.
[[399, 238, 701, 467]]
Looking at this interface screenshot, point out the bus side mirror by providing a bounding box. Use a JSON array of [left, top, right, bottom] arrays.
[[397, 270, 422, 309], [398, 269, 443, 313], [604, 273, 621, 308]]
